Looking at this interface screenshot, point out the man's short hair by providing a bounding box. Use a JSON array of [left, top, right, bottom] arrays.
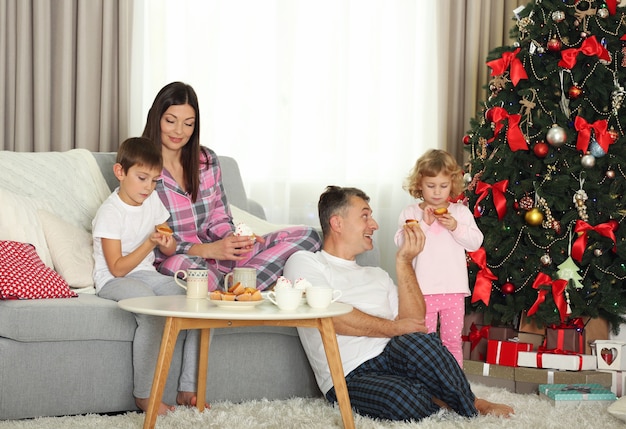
[[116, 137, 163, 173], [318, 186, 370, 238]]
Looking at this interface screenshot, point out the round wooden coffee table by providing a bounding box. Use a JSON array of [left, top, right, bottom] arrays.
[[119, 295, 354, 429]]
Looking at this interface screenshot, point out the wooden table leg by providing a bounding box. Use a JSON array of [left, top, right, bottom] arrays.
[[195, 328, 211, 412], [317, 317, 355, 429], [143, 317, 181, 429]]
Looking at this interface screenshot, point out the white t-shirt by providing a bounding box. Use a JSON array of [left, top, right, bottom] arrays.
[[92, 189, 170, 292], [283, 250, 398, 395]]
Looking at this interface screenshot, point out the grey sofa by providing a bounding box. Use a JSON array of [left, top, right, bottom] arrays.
[[0, 152, 317, 420]]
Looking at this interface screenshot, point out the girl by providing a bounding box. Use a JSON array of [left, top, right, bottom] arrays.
[[394, 149, 483, 368]]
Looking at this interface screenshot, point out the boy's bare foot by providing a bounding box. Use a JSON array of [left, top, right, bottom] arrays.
[[475, 398, 514, 417], [176, 391, 210, 409], [135, 397, 175, 416]]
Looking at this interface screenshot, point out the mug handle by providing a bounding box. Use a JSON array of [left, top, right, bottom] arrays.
[[174, 270, 187, 290], [267, 291, 278, 306], [331, 289, 342, 303], [224, 272, 233, 292]]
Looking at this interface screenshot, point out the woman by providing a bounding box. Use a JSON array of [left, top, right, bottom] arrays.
[[142, 81, 321, 290]]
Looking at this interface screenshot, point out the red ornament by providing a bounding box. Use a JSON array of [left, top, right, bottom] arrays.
[[608, 128, 619, 143], [463, 134, 471, 145], [533, 141, 549, 158], [502, 282, 515, 295], [568, 85, 583, 99], [547, 38, 562, 52]]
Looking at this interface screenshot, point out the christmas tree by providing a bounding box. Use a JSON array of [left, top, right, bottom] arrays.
[[464, 0, 626, 331]]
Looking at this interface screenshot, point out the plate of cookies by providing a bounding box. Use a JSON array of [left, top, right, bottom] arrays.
[[209, 283, 264, 310]]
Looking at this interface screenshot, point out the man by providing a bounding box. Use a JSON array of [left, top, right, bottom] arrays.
[[284, 186, 513, 421]]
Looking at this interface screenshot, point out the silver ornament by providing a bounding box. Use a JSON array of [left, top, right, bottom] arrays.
[[597, 8, 609, 19], [581, 153, 596, 168], [546, 125, 567, 147], [588, 138, 606, 158], [552, 11, 565, 23], [540, 254, 552, 265], [464, 173, 472, 183], [606, 170, 616, 179], [594, 248, 603, 257]]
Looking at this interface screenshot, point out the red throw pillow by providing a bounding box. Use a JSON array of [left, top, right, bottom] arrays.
[[0, 240, 78, 299]]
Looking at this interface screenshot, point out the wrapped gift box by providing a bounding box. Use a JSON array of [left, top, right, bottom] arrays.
[[515, 367, 612, 394], [486, 339, 532, 367], [462, 323, 489, 361], [463, 360, 515, 392], [517, 332, 544, 351], [600, 370, 626, 397], [539, 383, 616, 407], [544, 318, 585, 354], [518, 351, 597, 371], [593, 340, 626, 371]]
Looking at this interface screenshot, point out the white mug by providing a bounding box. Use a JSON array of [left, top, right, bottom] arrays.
[[306, 286, 342, 309], [175, 269, 209, 299], [267, 288, 303, 311], [224, 267, 257, 291]]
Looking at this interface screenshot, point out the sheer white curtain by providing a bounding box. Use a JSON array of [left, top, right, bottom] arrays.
[[130, 0, 441, 276]]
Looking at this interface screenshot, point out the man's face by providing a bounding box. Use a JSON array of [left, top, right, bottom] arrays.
[[339, 195, 379, 255]]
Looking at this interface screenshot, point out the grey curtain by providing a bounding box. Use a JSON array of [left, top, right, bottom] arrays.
[[438, 0, 525, 162], [0, 0, 133, 152]]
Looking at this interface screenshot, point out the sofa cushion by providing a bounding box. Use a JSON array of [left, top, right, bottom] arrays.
[[0, 241, 77, 300], [38, 210, 95, 289], [0, 294, 136, 342], [0, 188, 54, 267]]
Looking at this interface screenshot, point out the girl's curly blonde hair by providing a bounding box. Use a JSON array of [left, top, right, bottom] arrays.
[[403, 149, 464, 199]]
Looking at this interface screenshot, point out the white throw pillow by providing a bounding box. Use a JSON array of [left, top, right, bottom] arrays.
[[608, 395, 626, 422], [37, 210, 95, 289], [230, 204, 293, 236], [0, 188, 53, 267]]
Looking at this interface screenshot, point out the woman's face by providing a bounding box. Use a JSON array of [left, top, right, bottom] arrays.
[[159, 103, 196, 151]]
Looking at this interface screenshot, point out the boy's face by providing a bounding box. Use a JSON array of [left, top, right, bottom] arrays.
[[115, 163, 161, 206]]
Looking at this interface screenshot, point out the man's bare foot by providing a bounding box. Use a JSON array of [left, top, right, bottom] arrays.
[[475, 398, 514, 417], [135, 397, 175, 416], [176, 391, 210, 409]]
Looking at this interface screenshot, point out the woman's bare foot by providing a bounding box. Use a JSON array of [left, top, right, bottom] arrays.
[[475, 398, 514, 417], [135, 397, 175, 416], [176, 391, 210, 409]]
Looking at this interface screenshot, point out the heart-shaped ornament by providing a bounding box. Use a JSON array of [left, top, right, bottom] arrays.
[[601, 347, 618, 365]]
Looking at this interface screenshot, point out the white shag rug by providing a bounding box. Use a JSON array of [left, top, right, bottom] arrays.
[[0, 383, 623, 429]]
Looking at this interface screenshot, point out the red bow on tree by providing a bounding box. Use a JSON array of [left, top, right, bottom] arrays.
[[607, 0, 618, 15], [468, 247, 497, 306], [486, 107, 528, 151], [571, 219, 619, 262], [527, 272, 568, 323], [558, 36, 611, 69], [574, 116, 614, 153], [474, 180, 508, 220], [486, 47, 528, 86]]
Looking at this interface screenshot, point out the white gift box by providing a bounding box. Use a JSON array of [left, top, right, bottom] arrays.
[[518, 351, 597, 371], [593, 340, 626, 371]]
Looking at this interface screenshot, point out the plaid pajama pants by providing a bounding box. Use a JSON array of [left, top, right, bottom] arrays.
[[156, 226, 321, 291], [326, 332, 477, 421]]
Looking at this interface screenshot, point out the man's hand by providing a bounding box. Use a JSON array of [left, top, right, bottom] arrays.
[[397, 222, 425, 263]]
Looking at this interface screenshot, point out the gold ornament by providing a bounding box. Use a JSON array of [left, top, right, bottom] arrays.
[[525, 208, 544, 226]]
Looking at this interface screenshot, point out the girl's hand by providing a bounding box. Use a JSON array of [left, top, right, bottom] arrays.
[[421, 206, 436, 225], [436, 213, 457, 231]]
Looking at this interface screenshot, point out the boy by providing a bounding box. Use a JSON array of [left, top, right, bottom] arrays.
[[92, 137, 201, 415]]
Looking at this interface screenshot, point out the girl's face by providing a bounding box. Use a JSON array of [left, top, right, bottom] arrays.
[[419, 172, 451, 208], [159, 103, 196, 151]]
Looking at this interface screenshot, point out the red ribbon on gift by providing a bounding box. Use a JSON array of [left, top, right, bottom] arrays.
[[468, 247, 497, 306], [558, 36, 611, 69], [474, 180, 509, 220], [486, 107, 529, 152], [571, 219, 618, 262], [486, 47, 528, 86], [461, 323, 490, 351], [574, 116, 614, 153], [526, 272, 568, 322], [536, 347, 584, 370]]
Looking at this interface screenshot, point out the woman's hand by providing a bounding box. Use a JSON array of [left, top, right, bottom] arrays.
[[190, 234, 257, 261]]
